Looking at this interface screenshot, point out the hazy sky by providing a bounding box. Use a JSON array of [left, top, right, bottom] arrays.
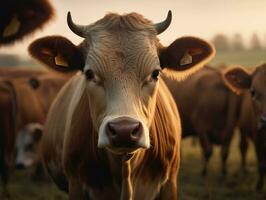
[[1, 0, 266, 58]]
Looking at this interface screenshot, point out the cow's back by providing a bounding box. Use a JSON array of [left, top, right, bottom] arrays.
[[0, 81, 16, 161], [163, 67, 239, 141], [0, 67, 46, 79]]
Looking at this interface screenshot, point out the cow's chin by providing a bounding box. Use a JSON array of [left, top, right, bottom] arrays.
[[107, 146, 141, 155]]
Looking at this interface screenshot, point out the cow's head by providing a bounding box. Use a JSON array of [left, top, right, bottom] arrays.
[[29, 11, 215, 154], [0, 0, 54, 45], [15, 123, 43, 169], [224, 64, 266, 129]]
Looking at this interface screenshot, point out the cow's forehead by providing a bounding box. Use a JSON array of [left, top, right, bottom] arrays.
[[83, 30, 160, 76]]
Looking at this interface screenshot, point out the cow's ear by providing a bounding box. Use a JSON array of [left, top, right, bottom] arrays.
[[223, 67, 252, 94], [0, 0, 54, 45], [159, 37, 215, 80], [29, 36, 84, 72]]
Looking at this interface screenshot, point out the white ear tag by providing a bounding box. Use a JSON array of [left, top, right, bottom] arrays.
[[3, 15, 21, 37], [54, 54, 69, 67], [180, 51, 192, 66]]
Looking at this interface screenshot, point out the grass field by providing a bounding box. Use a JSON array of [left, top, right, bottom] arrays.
[[179, 133, 266, 200], [3, 132, 265, 200], [210, 49, 266, 67]]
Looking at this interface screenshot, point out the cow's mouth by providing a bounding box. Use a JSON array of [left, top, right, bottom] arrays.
[[107, 146, 141, 155]]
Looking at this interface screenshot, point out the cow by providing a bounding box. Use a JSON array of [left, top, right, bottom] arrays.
[[0, 73, 69, 199], [223, 64, 266, 191], [28, 10, 215, 199], [15, 123, 43, 169], [163, 66, 241, 177], [0, 0, 54, 45], [15, 123, 46, 181]]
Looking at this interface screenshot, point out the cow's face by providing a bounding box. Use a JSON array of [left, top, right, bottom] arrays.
[[224, 64, 266, 129], [15, 124, 43, 169], [82, 28, 162, 153], [29, 11, 215, 154]]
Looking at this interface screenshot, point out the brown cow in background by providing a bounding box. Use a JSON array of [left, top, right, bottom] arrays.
[[0, 73, 69, 199], [0, 0, 56, 197], [29, 10, 215, 199], [163, 66, 241, 177], [0, 0, 54, 45], [224, 64, 266, 191], [0, 67, 45, 78]]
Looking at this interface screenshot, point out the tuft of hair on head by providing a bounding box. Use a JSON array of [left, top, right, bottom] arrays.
[[91, 12, 155, 33]]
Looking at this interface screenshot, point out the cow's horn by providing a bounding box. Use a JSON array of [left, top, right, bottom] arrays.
[[154, 10, 172, 35], [67, 12, 86, 38]]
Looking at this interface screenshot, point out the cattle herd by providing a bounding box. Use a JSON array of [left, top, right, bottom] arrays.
[[0, 0, 265, 200]]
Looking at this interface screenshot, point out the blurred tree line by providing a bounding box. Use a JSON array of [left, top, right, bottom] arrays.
[[212, 33, 265, 51], [0, 54, 37, 67]]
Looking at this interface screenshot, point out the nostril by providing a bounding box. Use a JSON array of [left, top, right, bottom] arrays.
[[131, 122, 141, 139], [107, 123, 117, 138]]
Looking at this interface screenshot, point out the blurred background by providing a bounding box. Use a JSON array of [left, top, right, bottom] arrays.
[[1, 0, 266, 200]]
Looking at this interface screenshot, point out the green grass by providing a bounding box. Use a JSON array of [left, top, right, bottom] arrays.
[[2, 132, 265, 200], [4, 169, 67, 200], [210, 49, 266, 67], [179, 132, 266, 200]]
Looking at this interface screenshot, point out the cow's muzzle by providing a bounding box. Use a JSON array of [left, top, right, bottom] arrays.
[[107, 117, 142, 147], [98, 116, 149, 153]]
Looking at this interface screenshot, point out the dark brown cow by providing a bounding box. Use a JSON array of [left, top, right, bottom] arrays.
[[163, 66, 241, 176], [224, 64, 266, 191], [0, 0, 54, 45], [0, 73, 69, 198], [29, 11, 215, 199]]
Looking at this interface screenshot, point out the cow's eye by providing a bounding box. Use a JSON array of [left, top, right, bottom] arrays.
[[151, 69, 161, 80], [85, 69, 94, 80], [250, 88, 261, 100], [250, 88, 255, 98]]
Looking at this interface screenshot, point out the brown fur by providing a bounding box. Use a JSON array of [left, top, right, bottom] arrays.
[[0, 0, 54, 45], [0, 67, 46, 78], [42, 75, 180, 199], [164, 66, 241, 176], [224, 64, 266, 190], [0, 73, 69, 198]]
